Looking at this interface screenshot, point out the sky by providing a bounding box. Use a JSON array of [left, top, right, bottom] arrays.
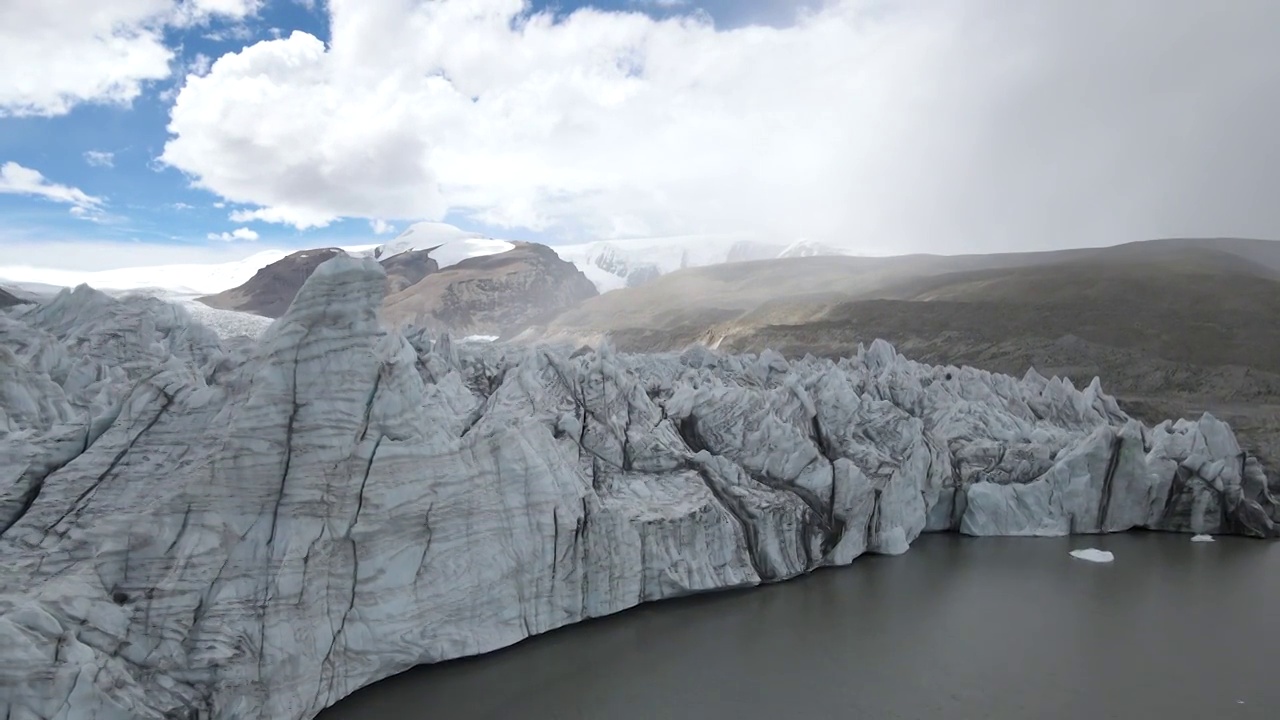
[[1, 0, 1278, 271]]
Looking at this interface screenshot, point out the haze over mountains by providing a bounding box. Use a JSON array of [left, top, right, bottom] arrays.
[[0, 223, 837, 300], [539, 237, 1280, 350], [553, 235, 815, 292], [0, 221, 859, 337], [187, 226, 600, 337], [535, 236, 1280, 474], [4, 229, 1279, 470]]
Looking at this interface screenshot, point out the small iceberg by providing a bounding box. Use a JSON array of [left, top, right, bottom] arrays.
[[1191, 534, 1215, 542], [1069, 548, 1115, 563]]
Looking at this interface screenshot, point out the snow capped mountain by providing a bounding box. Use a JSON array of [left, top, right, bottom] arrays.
[[349, 222, 515, 268], [556, 234, 780, 277], [553, 242, 663, 293], [726, 239, 791, 263], [777, 239, 851, 258], [553, 234, 781, 292], [554, 235, 852, 293]]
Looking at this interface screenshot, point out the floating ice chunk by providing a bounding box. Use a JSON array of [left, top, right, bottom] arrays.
[[1190, 534, 1215, 542], [1069, 548, 1115, 563]]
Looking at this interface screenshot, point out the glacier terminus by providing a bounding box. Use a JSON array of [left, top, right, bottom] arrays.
[[0, 256, 1276, 720]]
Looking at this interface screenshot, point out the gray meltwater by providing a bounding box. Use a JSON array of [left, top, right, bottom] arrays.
[[320, 533, 1280, 719]]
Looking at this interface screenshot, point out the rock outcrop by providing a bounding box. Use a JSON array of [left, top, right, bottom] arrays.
[[582, 243, 664, 288], [382, 242, 598, 337], [0, 287, 31, 309], [0, 256, 1275, 720], [196, 241, 590, 338], [379, 249, 438, 294], [199, 248, 349, 318]]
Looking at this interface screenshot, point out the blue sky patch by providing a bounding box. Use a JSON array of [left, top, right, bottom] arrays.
[[0, 0, 812, 258]]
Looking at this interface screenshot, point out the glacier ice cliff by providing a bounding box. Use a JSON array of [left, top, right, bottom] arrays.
[[0, 256, 1276, 720]]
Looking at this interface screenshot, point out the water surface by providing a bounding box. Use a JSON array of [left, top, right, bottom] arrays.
[[322, 533, 1280, 719]]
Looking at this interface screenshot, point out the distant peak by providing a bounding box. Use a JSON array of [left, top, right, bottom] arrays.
[[285, 247, 345, 261], [373, 221, 508, 264], [777, 239, 849, 259]]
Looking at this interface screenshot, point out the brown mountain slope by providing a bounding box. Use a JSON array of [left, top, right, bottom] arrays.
[[382, 242, 597, 337], [578, 242, 1280, 383], [0, 287, 29, 309], [199, 248, 347, 318], [197, 241, 595, 336], [883, 245, 1280, 302], [532, 237, 1280, 473], [702, 247, 1280, 372], [199, 248, 438, 318], [539, 238, 1280, 342], [380, 249, 439, 294]]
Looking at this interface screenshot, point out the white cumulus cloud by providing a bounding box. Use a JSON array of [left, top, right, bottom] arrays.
[[0, 0, 261, 117], [207, 226, 260, 241], [0, 162, 104, 212], [158, 0, 1280, 253]]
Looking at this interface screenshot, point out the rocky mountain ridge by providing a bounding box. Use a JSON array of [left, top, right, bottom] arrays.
[[198, 247, 438, 319], [0, 255, 1274, 720], [199, 247, 351, 318], [381, 242, 599, 337], [0, 287, 29, 309], [196, 241, 595, 338]]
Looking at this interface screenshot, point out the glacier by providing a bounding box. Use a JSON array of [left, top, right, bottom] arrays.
[[0, 255, 1275, 720], [0, 250, 294, 297]]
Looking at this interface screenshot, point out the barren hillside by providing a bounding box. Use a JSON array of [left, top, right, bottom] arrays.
[[531, 238, 1280, 470]]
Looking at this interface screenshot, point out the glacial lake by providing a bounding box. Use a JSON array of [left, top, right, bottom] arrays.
[[320, 533, 1280, 719]]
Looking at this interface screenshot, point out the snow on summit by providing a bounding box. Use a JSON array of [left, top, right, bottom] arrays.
[[555, 234, 853, 293], [360, 222, 515, 267], [778, 240, 850, 258]]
